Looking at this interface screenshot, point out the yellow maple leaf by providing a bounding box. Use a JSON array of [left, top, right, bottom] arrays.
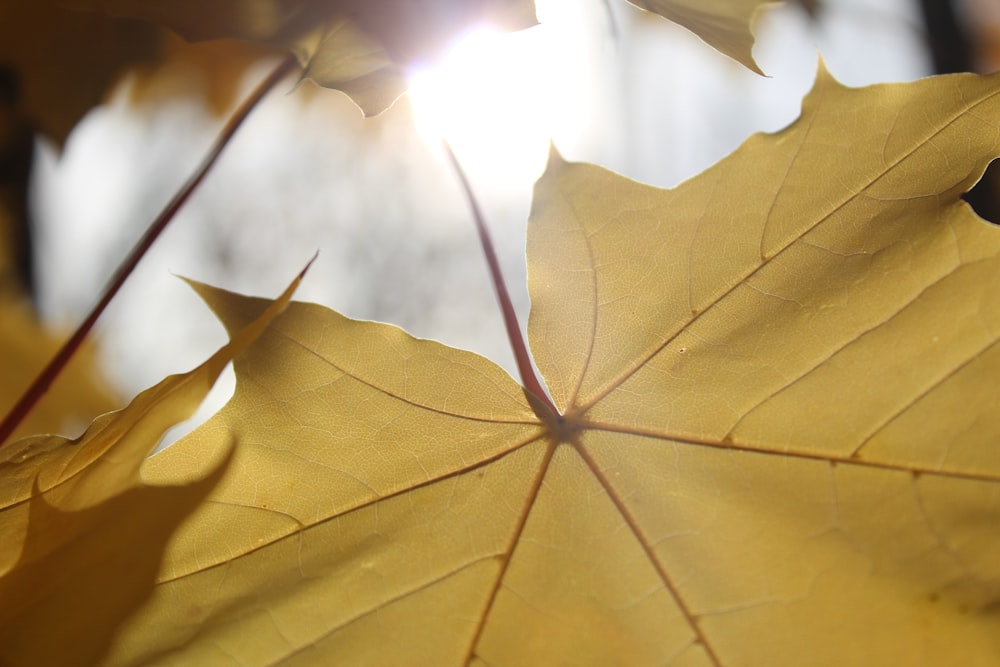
[[87, 66, 1000, 665], [0, 267, 306, 667]]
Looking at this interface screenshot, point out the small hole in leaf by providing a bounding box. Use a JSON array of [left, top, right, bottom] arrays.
[[963, 159, 1000, 225], [154, 365, 236, 454]]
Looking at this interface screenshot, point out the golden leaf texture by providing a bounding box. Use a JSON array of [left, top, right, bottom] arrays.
[[87, 66, 1000, 665]]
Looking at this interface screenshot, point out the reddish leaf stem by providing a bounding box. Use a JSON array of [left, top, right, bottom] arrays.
[[441, 140, 558, 419], [0, 55, 300, 447]]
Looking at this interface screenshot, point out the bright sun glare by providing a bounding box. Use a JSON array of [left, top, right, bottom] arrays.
[[407, 24, 564, 185]]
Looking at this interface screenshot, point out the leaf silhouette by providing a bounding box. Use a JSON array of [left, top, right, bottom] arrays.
[[626, 0, 773, 73], [71, 0, 538, 115], [95, 66, 1000, 665], [0, 268, 305, 667]]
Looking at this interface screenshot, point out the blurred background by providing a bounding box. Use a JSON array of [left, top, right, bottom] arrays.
[[1, 0, 995, 442]]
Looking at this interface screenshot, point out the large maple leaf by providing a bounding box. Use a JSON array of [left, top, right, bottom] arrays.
[[87, 66, 1000, 665]]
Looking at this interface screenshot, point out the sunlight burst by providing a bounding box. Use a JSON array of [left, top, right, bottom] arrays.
[[407, 25, 562, 186]]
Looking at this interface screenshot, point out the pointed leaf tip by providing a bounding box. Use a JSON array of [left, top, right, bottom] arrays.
[[184, 256, 314, 338], [546, 142, 567, 167], [541, 144, 573, 182], [812, 55, 840, 89]]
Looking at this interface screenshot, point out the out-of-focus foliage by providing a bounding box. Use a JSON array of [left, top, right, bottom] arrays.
[[0, 2, 279, 439], [124, 34, 283, 117], [70, 0, 784, 113], [68, 0, 539, 115], [1, 167, 117, 438], [0, 1, 276, 146], [0, 295, 118, 442], [0, 1, 160, 146]]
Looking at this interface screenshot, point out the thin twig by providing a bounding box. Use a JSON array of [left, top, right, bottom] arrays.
[[0, 55, 300, 446], [441, 140, 558, 420]]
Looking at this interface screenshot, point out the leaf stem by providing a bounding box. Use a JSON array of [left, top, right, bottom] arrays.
[[441, 140, 558, 419], [0, 55, 300, 447]]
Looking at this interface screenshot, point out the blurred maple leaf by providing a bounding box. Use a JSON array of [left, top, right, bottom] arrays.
[[0, 0, 276, 146], [0, 1, 277, 306], [0, 1, 160, 146], [70, 0, 539, 115], [0, 295, 118, 442], [124, 34, 283, 117], [69, 0, 786, 113]]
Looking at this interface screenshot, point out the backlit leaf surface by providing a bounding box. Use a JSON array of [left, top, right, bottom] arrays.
[[101, 66, 1000, 665]]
